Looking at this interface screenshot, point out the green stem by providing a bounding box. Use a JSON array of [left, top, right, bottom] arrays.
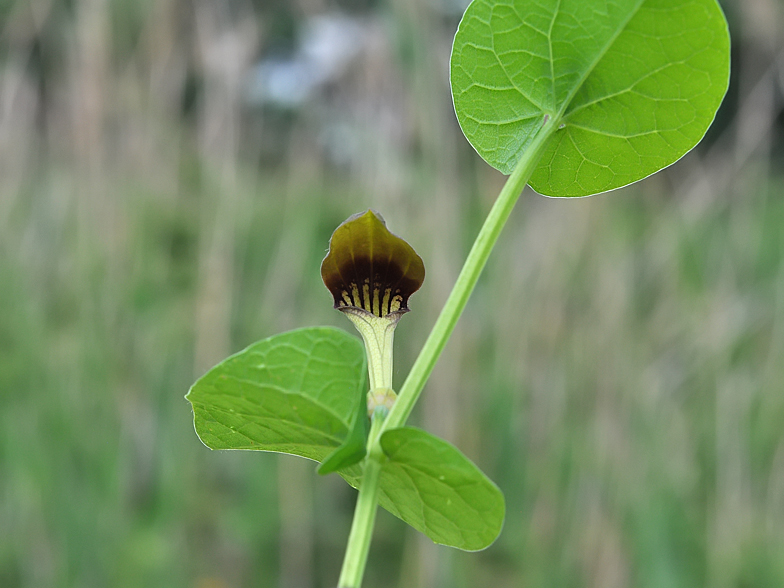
[[337, 416, 386, 588], [382, 115, 559, 432], [336, 114, 558, 588]]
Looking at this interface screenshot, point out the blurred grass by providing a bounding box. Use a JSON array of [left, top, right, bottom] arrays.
[[2, 0, 784, 587]]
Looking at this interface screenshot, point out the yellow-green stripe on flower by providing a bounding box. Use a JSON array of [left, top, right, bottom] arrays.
[[321, 210, 425, 414]]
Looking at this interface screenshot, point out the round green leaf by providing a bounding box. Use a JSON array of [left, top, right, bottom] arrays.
[[342, 427, 505, 551], [451, 0, 730, 196], [186, 327, 366, 462]]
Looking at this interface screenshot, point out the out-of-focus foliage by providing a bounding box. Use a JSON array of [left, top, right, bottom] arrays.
[[1, 0, 783, 587]]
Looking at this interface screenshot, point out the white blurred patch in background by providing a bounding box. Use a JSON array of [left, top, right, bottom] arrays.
[[244, 14, 368, 108]]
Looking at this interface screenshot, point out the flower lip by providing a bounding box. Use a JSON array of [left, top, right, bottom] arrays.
[[321, 210, 425, 318]]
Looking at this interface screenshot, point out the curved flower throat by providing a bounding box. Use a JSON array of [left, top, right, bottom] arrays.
[[321, 210, 425, 414]]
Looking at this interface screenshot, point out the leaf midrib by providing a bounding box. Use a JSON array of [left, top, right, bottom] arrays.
[[551, 0, 648, 123]]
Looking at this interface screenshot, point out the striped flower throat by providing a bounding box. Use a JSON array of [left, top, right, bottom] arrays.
[[334, 262, 410, 318]]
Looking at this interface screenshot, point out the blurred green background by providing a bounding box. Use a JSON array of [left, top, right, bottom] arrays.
[[2, 0, 784, 586]]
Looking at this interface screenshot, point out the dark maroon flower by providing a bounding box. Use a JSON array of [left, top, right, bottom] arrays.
[[321, 210, 425, 319]]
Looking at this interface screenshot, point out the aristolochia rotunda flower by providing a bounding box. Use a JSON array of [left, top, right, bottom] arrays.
[[321, 210, 425, 415]]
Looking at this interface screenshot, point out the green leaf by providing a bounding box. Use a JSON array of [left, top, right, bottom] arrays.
[[317, 435, 367, 475], [341, 428, 505, 551], [451, 0, 730, 196], [318, 378, 369, 475], [186, 326, 366, 462]]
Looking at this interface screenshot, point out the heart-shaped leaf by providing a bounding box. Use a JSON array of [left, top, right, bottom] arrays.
[[340, 427, 505, 551], [451, 0, 730, 196], [186, 327, 366, 462]]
